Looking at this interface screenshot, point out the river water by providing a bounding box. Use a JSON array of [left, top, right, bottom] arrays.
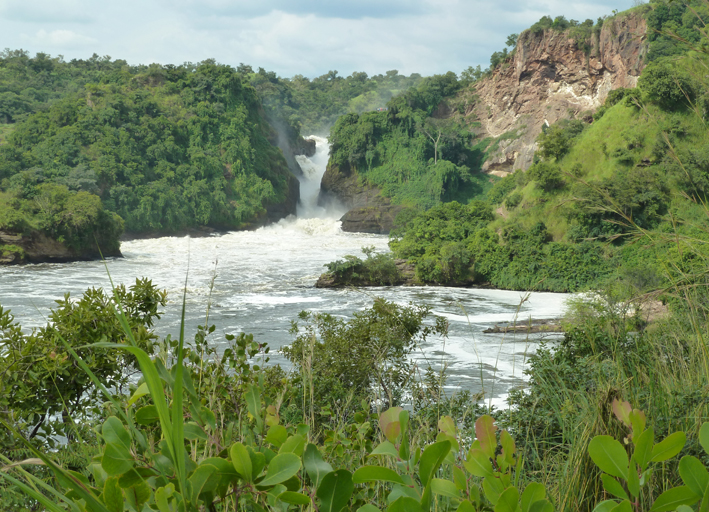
[[0, 137, 569, 410]]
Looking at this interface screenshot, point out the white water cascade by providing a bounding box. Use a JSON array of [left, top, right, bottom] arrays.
[[0, 136, 570, 408]]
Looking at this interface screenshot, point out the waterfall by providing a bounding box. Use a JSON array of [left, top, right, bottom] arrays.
[[294, 136, 345, 219]]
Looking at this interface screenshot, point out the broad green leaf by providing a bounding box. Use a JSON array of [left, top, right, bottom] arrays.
[[317, 469, 354, 512], [352, 466, 405, 485], [676, 506, 694, 512], [438, 416, 456, 437], [379, 407, 403, 443], [629, 409, 646, 438], [304, 443, 333, 488], [278, 491, 311, 505], [189, 464, 217, 502], [258, 453, 302, 487], [495, 486, 519, 512], [230, 442, 252, 482], [588, 436, 629, 479], [370, 441, 400, 458], [103, 477, 124, 512], [601, 474, 629, 501], [247, 446, 266, 481], [265, 425, 288, 448], [127, 382, 149, 407], [649, 486, 699, 512], [135, 405, 159, 426], [431, 478, 460, 499], [521, 482, 546, 512], [358, 506, 382, 512], [183, 422, 207, 441], [457, 501, 476, 512], [610, 500, 633, 512], [388, 483, 420, 503], [245, 385, 262, 425], [419, 440, 451, 487], [633, 427, 654, 470], [475, 415, 497, 459], [387, 497, 422, 512], [528, 499, 554, 512], [500, 430, 515, 464], [279, 434, 306, 456], [464, 448, 493, 478], [650, 432, 686, 462], [453, 466, 467, 490], [102, 443, 134, 477], [102, 417, 131, 450], [593, 500, 620, 512], [627, 461, 640, 498], [483, 476, 505, 506], [124, 482, 150, 511], [700, 423, 709, 456], [680, 456, 709, 498]]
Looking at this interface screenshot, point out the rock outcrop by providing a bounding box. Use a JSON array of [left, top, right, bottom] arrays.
[[339, 205, 405, 234], [474, 12, 648, 175], [0, 230, 122, 265]]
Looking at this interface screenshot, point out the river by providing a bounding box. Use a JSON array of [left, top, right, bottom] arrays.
[[0, 137, 569, 410]]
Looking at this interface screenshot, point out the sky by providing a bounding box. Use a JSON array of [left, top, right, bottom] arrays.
[[0, 0, 634, 79]]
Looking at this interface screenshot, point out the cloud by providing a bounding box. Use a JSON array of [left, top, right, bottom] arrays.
[[0, 0, 94, 23], [31, 29, 97, 48], [0, 0, 639, 78]]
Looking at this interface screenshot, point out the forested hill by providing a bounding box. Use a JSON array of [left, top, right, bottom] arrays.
[[0, 55, 302, 263], [320, 0, 709, 294]]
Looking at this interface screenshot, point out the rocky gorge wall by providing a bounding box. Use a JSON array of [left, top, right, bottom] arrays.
[[475, 11, 648, 175]]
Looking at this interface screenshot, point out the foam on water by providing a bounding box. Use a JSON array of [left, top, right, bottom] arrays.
[[0, 135, 571, 408]]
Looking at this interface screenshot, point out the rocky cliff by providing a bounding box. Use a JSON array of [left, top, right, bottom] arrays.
[[475, 11, 648, 175], [0, 231, 122, 265]]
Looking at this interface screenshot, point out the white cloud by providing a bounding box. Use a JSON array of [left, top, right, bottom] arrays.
[[0, 0, 638, 77], [31, 29, 97, 48]]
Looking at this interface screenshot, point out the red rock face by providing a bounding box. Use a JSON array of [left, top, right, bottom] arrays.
[[472, 12, 648, 175]]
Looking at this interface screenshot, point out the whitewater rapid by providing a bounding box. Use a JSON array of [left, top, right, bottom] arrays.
[[0, 137, 569, 410]]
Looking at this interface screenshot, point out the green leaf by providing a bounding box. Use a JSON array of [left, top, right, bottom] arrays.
[[610, 500, 633, 512], [680, 456, 709, 498], [650, 432, 686, 463], [245, 385, 262, 425], [633, 427, 654, 470], [699, 423, 709, 456], [464, 448, 493, 477], [0, 471, 71, 512], [353, 466, 405, 485], [431, 478, 460, 498], [279, 434, 306, 456], [419, 440, 451, 487], [453, 466, 467, 490], [627, 461, 640, 498], [601, 474, 629, 501], [189, 463, 217, 502], [358, 506, 382, 512], [500, 430, 515, 464], [317, 469, 354, 512], [387, 497, 422, 512], [457, 501, 476, 512], [588, 436, 629, 479], [494, 486, 519, 512], [593, 500, 620, 512], [483, 476, 505, 506], [265, 425, 288, 448], [230, 442, 252, 482], [676, 506, 695, 512], [475, 415, 497, 459], [521, 482, 546, 512], [370, 441, 400, 458], [103, 477, 124, 512], [304, 443, 333, 488], [379, 407, 403, 443], [124, 482, 150, 511], [649, 486, 699, 512], [102, 443, 134, 477], [258, 453, 302, 487], [127, 382, 149, 407], [278, 491, 311, 505], [528, 499, 554, 512], [183, 422, 207, 441]]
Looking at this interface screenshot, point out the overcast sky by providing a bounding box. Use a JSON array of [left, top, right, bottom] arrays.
[[0, 0, 633, 79]]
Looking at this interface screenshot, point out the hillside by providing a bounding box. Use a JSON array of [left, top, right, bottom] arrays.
[[319, 0, 709, 293]]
